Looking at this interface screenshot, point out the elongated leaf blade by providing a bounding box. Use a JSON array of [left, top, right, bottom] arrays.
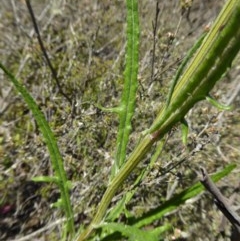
[[112, 0, 140, 177], [0, 62, 75, 236], [131, 164, 236, 228]]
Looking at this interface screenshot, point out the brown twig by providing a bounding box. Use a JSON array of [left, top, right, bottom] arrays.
[[150, 1, 160, 83], [25, 0, 73, 107], [200, 167, 240, 234]]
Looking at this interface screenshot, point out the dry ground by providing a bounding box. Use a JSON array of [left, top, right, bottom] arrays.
[[0, 0, 239, 240]]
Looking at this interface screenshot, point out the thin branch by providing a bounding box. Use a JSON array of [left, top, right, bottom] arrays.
[[12, 217, 66, 241], [25, 0, 73, 106], [150, 1, 160, 82], [200, 167, 240, 234]]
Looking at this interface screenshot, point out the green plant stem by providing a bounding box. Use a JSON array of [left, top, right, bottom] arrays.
[[147, 0, 240, 136], [166, 32, 206, 107], [75, 0, 240, 240], [75, 133, 157, 241]]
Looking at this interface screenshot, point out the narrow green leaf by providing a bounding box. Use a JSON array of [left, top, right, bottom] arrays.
[[99, 222, 169, 241], [0, 62, 75, 236], [95, 103, 123, 114], [112, 0, 140, 177], [131, 164, 236, 228], [51, 198, 63, 208], [181, 118, 189, 145], [206, 95, 233, 110], [99, 223, 171, 241], [32, 175, 59, 184]]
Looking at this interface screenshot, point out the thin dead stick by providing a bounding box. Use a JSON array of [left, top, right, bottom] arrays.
[[200, 167, 240, 234], [150, 1, 161, 82], [12, 217, 66, 241], [219, 191, 238, 234], [25, 0, 73, 107]]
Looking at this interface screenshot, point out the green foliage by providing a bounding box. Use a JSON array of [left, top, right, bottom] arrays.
[[112, 0, 140, 177], [106, 138, 166, 223], [206, 95, 233, 110], [147, 0, 240, 136], [166, 32, 206, 107], [99, 222, 170, 241], [180, 118, 189, 145], [131, 164, 236, 228], [93, 164, 235, 241], [1, 1, 240, 241], [0, 62, 75, 239], [76, 0, 240, 240]]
